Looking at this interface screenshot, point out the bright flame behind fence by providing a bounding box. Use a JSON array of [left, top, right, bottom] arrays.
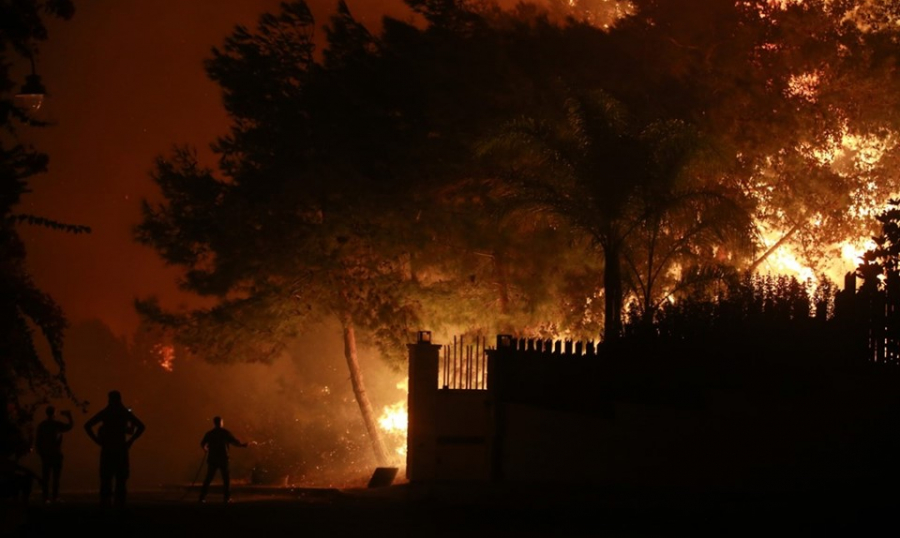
[[377, 379, 408, 465]]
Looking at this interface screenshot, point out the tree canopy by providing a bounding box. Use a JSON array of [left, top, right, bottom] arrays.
[[613, 0, 900, 273], [135, 0, 900, 434], [476, 88, 754, 339]]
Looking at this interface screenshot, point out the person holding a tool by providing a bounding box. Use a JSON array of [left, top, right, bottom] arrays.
[[198, 415, 249, 503]]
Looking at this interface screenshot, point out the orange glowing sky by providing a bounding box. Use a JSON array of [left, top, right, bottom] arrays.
[[16, 0, 420, 339], [12, 3, 425, 490]]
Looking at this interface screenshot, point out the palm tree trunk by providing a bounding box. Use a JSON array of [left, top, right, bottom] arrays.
[[494, 252, 511, 316], [341, 315, 389, 467], [604, 242, 623, 342], [493, 251, 517, 334]]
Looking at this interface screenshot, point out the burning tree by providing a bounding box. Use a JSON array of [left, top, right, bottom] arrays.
[[611, 0, 900, 277], [466, 0, 900, 330], [427, 0, 900, 337]]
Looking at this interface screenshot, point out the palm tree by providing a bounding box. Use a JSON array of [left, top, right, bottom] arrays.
[[477, 89, 752, 340]]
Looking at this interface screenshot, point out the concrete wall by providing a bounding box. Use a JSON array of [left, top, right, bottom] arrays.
[[433, 390, 491, 481], [408, 335, 900, 491], [495, 384, 900, 491]]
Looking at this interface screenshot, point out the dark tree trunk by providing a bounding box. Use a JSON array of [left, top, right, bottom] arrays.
[[494, 252, 510, 316], [748, 221, 802, 274], [493, 251, 516, 334], [604, 242, 623, 342]]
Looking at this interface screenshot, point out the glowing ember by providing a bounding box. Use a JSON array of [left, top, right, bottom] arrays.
[[153, 343, 175, 372], [786, 71, 821, 102]]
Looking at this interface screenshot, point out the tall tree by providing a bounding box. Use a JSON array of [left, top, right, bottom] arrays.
[[366, 1, 616, 341], [1, 0, 87, 459], [135, 1, 429, 466]]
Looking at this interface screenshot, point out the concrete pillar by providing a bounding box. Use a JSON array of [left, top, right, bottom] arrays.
[[488, 334, 514, 482], [406, 331, 441, 482]]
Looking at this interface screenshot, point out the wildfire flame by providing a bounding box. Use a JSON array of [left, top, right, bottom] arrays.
[[153, 343, 175, 372], [754, 229, 875, 286], [377, 379, 408, 465], [752, 113, 897, 286]]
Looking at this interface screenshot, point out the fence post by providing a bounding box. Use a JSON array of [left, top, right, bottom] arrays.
[[488, 334, 515, 482], [888, 271, 900, 364], [834, 272, 863, 363]]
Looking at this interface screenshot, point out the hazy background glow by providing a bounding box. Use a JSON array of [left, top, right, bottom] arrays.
[[14, 0, 419, 491]]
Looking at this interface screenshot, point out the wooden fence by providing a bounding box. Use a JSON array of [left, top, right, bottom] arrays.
[[836, 271, 900, 366]]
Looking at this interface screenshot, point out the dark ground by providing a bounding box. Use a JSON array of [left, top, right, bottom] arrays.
[[3, 481, 897, 537]]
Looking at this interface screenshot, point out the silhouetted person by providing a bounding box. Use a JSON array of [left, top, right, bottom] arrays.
[[84, 390, 145, 506], [198, 416, 248, 503], [34, 405, 73, 503]]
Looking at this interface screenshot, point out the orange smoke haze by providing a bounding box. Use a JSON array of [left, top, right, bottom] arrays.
[[17, 0, 416, 339], [13, 0, 424, 491], [21, 319, 409, 491]]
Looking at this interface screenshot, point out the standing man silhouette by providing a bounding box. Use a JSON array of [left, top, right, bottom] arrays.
[[34, 406, 73, 503], [198, 416, 248, 503], [84, 390, 145, 506]]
